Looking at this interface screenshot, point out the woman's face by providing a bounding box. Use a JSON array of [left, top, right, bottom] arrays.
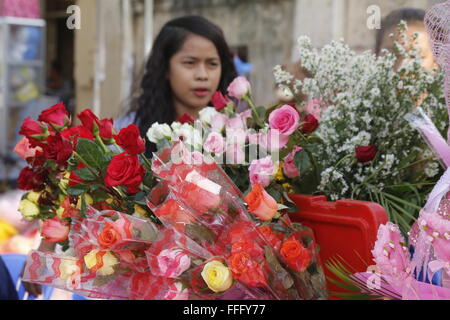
[[168, 34, 222, 117]]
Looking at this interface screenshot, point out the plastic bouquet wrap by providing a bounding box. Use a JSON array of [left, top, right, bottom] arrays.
[[147, 142, 328, 300]]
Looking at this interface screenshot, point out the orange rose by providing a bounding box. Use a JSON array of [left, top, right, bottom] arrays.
[[98, 222, 122, 248], [280, 236, 312, 273], [231, 240, 264, 259], [228, 251, 267, 287], [259, 225, 283, 249], [244, 184, 278, 221]]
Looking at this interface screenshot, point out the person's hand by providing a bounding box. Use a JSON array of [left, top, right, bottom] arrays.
[[19, 240, 56, 298], [20, 263, 42, 298]]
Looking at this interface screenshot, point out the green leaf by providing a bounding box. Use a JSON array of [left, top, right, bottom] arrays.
[[80, 193, 87, 218], [76, 138, 108, 170], [294, 148, 311, 173], [74, 167, 98, 181], [89, 184, 103, 192], [67, 185, 88, 196], [185, 224, 216, 243], [255, 106, 267, 120]]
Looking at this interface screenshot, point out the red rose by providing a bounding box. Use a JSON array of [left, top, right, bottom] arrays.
[[211, 91, 229, 111], [355, 145, 377, 163], [19, 117, 48, 146], [44, 134, 73, 166], [113, 124, 145, 155], [301, 114, 319, 134], [18, 167, 46, 191], [77, 109, 100, 132], [38, 101, 70, 128], [61, 125, 94, 147], [99, 118, 115, 143], [105, 153, 145, 194], [178, 113, 195, 124], [228, 252, 267, 287], [280, 236, 312, 273]]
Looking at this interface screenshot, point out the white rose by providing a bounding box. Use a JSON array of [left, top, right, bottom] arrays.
[[198, 107, 219, 126], [173, 124, 202, 151], [146, 123, 172, 143]]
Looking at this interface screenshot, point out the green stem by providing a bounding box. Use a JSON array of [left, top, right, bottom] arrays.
[[94, 132, 111, 154], [140, 154, 153, 171], [244, 95, 263, 127]]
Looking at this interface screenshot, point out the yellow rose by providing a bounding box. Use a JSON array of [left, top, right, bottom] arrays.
[[18, 199, 40, 221], [0, 221, 18, 242], [201, 260, 233, 293], [76, 193, 93, 210], [59, 258, 81, 281], [84, 249, 118, 276], [26, 191, 41, 204]]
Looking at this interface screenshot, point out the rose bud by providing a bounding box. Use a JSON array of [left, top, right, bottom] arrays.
[[211, 91, 230, 111], [38, 101, 70, 129], [301, 114, 319, 134], [355, 145, 377, 163]]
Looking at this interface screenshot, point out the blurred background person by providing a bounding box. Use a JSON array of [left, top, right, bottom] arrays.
[[375, 7, 437, 70]]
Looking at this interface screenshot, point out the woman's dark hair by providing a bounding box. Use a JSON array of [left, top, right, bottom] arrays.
[[375, 8, 426, 56], [130, 15, 237, 156]]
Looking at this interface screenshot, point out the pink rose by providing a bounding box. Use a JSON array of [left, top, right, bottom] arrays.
[[41, 217, 70, 243], [211, 113, 229, 132], [227, 116, 246, 130], [204, 132, 226, 155], [283, 146, 302, 178], [13, 137, 42, 160], [305, 99, 326, 121], [249, 156, 276, 187], [227, 76, 251, 100], [156, 248, 191, 278], [248, 129, 289, 151], [268, 104, 300, 136]]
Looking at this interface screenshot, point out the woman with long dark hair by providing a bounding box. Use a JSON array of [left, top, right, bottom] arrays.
[[117, 15, 237, 156]]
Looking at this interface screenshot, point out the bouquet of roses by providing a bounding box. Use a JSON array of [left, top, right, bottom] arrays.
[[22, 206, 161, 299], [14, 102, 158, 249], [147, 142, 328, 299], [273, 22, 449, 233]]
